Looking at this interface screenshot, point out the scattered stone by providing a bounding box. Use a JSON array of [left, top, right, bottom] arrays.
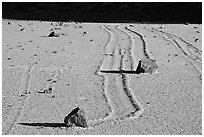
[[52, 80, 57, 83], [64, 107, 88, 128], [20, 28, 25, 31], [59, 22, 63, 26], [195, 38, 198, 42], [136, 57, 158, 74], [38, 87, 52, 94], [46, 78, 52, 82]]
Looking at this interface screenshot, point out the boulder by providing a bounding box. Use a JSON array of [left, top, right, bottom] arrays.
[[64, 107, 88, 128], [136, 57, 158, 74]]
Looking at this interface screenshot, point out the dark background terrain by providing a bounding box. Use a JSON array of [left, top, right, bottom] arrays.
[[2, 2, 202, 24]]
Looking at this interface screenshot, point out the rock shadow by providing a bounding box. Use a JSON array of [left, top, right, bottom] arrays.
[[100, 70, 139, 74], [18, 122, 67, 128]]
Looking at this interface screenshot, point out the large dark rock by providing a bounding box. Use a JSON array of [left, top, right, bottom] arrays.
[[136, 57, 158, 74], [64, 107, 88, 128]]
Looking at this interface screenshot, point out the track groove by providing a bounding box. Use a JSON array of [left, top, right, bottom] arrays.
[[100, 26, 119, 70], [90, 25, 144, 128], [147, 27, 201, 74], [152, 28, 201, 55], [116, 26, 134, 70], [125, 26, 150, 58], [5, 63, 34, 134]]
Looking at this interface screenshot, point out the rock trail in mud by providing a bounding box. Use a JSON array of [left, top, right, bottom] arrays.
[[125, 26, 150, 59], [125, 26, 159, 74], [5, 63, 35, 134], [148, 27, 201, 74], [89, 25, 144, 128]]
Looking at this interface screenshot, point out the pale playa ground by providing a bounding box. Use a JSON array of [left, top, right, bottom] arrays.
[[2, 19, 202, 135]]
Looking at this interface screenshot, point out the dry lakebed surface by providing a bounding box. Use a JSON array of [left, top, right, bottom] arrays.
[[2, 19, 202, 135]]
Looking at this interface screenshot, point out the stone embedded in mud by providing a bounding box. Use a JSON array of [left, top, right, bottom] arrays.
[[64, 107, 88, 128], [136, 57, 158, 74]]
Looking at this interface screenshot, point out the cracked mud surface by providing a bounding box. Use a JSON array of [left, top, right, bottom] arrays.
[[2, 20, 202, 135]]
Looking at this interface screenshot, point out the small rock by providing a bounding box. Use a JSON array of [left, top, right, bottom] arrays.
[[48, 31, 59, 37], [20, 28, 25, 31], [195, 38, 198, 42], [64, 107, 88, 128], [59, 22, 63, 26], [48, 31, 55, 37]]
